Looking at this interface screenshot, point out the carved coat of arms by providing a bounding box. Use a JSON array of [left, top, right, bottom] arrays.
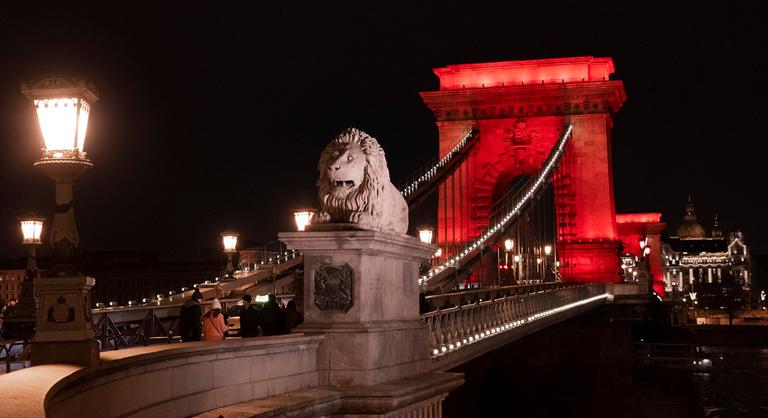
[[314, 264, 353, 312], [48, 295, 75, 323], [503, 120, 540, 148]]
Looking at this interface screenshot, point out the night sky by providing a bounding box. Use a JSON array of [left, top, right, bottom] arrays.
[[1, 2, 766, 261]]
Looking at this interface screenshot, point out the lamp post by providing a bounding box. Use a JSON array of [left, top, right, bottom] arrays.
[[293, 209, 314, 232], [3, 215, 46, 340], [636, 237, 652, 295], [21, 76, 99, 366], [689, 291, 698, 323], [23, 78, 97, 276], [418, 227, 434, 244], [221, 231, 239, 281], [501, 239, 514, 285], [417, 227, 435, 279], [544, 244, 552, 282]]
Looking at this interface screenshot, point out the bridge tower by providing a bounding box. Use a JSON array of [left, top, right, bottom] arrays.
[[421, 57, 627, 283]]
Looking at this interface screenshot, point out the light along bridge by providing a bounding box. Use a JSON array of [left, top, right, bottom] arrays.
[[1, 56, 661, 418]]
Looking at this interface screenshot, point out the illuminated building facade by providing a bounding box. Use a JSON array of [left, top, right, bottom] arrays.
[[0, 268, 26, 305], [662, 197, 751, 308]]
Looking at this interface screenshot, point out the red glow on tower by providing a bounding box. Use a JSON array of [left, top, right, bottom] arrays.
[[421, 56, 627, 284], [616, 213, 666, 296]]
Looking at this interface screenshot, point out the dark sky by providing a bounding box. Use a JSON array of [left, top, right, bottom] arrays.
[[1, 2, 766, 260]]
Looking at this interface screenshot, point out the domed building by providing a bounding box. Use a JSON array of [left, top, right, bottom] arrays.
[[676, 196, 706, 239], [662, 196, 752, 309]]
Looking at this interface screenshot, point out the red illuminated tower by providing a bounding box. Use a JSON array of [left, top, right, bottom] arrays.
[[420, 57, 627, 283]]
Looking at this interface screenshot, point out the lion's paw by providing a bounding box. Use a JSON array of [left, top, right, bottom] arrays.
[[348, 211, 373, 225], [314, 211, 330, 223]]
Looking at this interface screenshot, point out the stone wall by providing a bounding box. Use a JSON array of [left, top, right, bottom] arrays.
[[0, 335, 323, 418]]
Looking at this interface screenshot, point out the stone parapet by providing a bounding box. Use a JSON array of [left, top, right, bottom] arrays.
[[0, 335, 324, 418]]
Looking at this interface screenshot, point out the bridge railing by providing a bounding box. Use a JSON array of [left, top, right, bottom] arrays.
[[422, 282, 605, 357]]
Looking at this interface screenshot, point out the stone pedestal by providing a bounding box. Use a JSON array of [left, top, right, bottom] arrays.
[[279, 229, 437, 387], [32, 275, 99, 366]]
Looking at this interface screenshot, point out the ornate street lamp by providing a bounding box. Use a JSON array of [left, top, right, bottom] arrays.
[[418, 227, 434, 244], [543, 244, 553, 282], [19, 215, 45, 284], [22, 77, 97, 275], [221, 231, 239, 281], [2, 214, 46, 340], [21, 76, 99, 366], [20, 216, 45, 246], [293, 209, 314, 232]]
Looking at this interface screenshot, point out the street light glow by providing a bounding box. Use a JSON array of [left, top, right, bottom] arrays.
[[544, 245, 552, 255], [418, 227, 434, 244], [21, 77, 98, 159], [504, 239, 514, 251], [19, 215, 45, 245], [33, 98, 91, 153], [221, 231, 239, 252], [293, 210, 314, 231]]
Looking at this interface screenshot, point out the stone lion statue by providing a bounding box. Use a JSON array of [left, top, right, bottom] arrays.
[[313, 127, 408, 234]]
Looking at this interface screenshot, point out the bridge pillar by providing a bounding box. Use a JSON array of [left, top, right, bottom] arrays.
[[279, 229, 463, 416], [32, 275, 99, 366], [421, 56, 627, 284]]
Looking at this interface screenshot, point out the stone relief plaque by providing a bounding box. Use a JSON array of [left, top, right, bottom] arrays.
[[314, 263, 353, 312], [47, 295, 75, 324]]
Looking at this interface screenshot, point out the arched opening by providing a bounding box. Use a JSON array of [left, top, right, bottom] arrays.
[[460, 169, 558, 289]]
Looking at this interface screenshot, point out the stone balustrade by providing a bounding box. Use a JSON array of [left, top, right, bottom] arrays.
[[423, 284, 607, 361]]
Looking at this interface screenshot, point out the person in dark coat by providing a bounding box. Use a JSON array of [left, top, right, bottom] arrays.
[[258, 294, 286, 336], [239, 294, 260, 338], [284, 300, 304, 332], [419, 293, 432, 314], [179, 289, 203, 342]]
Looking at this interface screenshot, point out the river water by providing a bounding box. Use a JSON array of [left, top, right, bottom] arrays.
[[443, 310, 768, 418], [694, 346, 768, 417]]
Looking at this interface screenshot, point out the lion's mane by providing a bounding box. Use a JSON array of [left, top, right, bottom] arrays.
[[313, 128, 407, 234]]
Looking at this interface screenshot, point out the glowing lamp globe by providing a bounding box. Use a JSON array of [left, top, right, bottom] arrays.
[[293, 210, 314, 232], [19, 215, 46, 245], [513, 255, 521, 263], [221, 231, 239, 253], [639, 237, 647, 250], [21, 77, 98, 161], [504, 239, 514, 251], [418, 227, 434, 244], [544, 245, 552, 255]]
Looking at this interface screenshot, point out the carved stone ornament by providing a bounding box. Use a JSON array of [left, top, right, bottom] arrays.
[[47, 295, 75, 323], [314, 263, 353, 312], [312, 127, 408, 234]]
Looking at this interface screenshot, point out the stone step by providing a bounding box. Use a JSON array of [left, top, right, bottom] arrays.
[[194, 388, 341, 418]]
